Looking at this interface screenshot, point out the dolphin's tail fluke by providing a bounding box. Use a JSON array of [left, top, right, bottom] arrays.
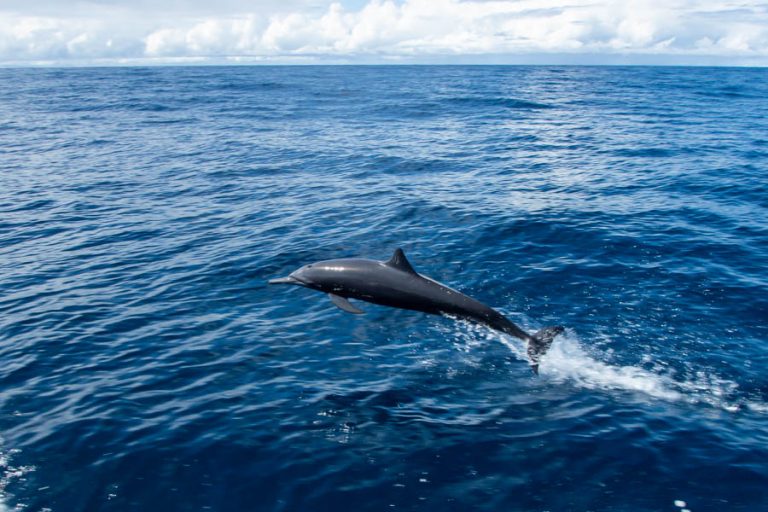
[[527, 326, 564, 375], [488, 315, 564, 374]]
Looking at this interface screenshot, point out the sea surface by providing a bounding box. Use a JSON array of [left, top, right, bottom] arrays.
[[0, 65, 766, 511]]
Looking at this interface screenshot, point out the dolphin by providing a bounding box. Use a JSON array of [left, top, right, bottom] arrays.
[[268, 248, 563, 374]]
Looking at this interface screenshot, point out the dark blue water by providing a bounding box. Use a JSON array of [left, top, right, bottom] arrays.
[[1, 66, 767, 511]]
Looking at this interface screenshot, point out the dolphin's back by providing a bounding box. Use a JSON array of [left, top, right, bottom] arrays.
[[324, 258, 530, 340]]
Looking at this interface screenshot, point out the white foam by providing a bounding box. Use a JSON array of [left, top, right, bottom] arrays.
[[484, 328, 766, 413], [435, 315, 766, 413], [525, 333, 684, 401], [0, 441, 34, 512]]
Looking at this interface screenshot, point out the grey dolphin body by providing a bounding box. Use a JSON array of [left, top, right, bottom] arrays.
[[269, 249, 563, 373]]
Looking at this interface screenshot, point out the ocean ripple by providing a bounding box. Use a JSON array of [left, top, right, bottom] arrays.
[[0, 65, 767, 511]]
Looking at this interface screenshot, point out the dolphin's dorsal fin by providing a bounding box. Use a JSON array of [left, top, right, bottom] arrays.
[[329, 293, 365, 314], [386, 248, 417, 274]]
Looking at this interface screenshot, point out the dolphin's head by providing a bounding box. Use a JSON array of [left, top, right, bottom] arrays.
[[268, 263, 327, 290], [269, 258, 369, 293]]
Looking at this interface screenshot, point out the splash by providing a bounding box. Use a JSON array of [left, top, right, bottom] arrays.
[[529, 333, 684, 401], [0, 440, 34, 512], [487, 328, 765, 413]]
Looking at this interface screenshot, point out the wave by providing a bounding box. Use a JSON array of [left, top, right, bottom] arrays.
[[444, 95, 554, 110]]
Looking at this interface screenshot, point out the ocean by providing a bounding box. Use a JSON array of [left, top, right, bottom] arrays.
[[0, 65, 766, 511]]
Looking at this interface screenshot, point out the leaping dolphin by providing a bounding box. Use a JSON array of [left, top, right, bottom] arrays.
[[269, 249, 563, 374]]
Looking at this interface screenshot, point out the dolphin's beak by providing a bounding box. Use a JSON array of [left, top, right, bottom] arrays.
[[268, 276, 301, 285]]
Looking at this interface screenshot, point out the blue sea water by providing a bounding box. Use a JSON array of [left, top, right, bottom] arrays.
[[0, 65, 766, 511]]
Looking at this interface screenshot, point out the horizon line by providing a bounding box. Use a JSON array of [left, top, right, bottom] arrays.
[[3, 60, 768, 70]]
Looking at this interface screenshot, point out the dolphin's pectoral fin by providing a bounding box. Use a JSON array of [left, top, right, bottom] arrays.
[[385, 248, 417, 275], [329, 293, 365, 314]]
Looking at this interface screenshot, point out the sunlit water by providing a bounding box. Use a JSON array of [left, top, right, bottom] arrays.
[[0, 66, 766, 511]]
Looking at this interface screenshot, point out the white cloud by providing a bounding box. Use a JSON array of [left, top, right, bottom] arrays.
[[1, 0, 767, 65]]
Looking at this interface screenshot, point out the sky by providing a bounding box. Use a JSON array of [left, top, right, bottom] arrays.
[[0, 0, 767, 66]]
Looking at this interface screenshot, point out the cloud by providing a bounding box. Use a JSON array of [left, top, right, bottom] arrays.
[[1, 0, 767, 65]]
